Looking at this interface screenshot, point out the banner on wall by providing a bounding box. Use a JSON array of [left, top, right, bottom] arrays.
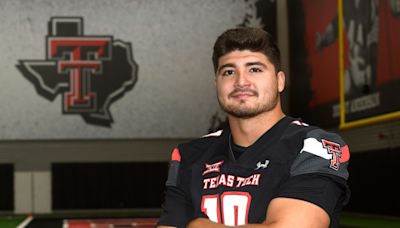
[[18, 17, 138, 127], [0, 0, 276, 139], [289, 0, 400, 127]]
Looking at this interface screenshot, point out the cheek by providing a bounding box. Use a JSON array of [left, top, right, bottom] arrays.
[[216, 80, 230, 96], [260, 79, 278, 95], [216, 84, 225, 100]]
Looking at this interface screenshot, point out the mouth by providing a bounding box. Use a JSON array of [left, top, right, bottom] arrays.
[[229, 90, 258, 99]]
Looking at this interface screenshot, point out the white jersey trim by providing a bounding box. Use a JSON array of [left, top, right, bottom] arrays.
[[300, 138, 333, 160], [202, 130, 223, 138], [291, 120, 309, 126]]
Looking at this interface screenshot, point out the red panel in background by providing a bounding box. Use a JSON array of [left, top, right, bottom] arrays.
[[289, 0, 400, 127], [302, 0, 400, 106], [302, 0, 346, 107]]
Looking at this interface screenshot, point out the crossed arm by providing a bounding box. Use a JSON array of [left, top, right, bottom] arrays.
[[158, 197, 330, 228]]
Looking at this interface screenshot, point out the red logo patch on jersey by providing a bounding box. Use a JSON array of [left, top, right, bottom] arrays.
[[322, 139, 343, 171], [202, 161, 224, 176]]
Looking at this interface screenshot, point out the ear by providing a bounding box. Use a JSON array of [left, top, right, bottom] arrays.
[[277, 71, 285, 93]]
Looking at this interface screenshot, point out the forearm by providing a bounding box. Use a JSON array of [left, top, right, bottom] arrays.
[[187, 218, 277, 228]]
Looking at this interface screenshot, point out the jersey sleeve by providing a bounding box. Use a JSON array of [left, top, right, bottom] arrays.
[[158, 147, 195, 227], [274, 129, 350, 222], [291, 129, 350, 178]]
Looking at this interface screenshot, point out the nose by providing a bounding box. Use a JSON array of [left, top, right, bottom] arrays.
[[235, 70, 251, 88]]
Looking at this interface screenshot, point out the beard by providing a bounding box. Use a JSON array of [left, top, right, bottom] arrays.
[[218, 89, 280, 119]]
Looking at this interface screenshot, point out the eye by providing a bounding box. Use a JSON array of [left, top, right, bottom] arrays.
[[221, 69, 235, 76], [249, 67, 263, 73]]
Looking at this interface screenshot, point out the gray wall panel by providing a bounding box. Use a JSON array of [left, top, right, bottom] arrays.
[[0, 0, 270, 139]]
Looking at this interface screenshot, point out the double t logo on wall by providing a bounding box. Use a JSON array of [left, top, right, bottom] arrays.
[[17, 17, 138, 127]]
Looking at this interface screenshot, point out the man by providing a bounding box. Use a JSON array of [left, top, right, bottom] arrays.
[[158, 27, 350, 228]]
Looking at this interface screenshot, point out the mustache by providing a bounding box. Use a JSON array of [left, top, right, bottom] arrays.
[[228, 88, 258, 97]]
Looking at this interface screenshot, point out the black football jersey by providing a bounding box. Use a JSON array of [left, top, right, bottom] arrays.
[[158, 116, 350, 228]]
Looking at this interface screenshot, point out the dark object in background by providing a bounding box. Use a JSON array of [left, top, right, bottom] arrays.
[[344, 147, 400, 216], [52, 162, 168, 209], [0, 164, 14, 211]]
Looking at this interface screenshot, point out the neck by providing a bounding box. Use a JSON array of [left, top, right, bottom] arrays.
[[228, 108, 285, 147]]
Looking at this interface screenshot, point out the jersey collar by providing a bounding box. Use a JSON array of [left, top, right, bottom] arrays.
[[222, 116, 295, 166]]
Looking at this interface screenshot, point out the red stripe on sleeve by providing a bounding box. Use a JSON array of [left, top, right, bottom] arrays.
[[171, 148, 181, 162], [340, 145, 350, 163]]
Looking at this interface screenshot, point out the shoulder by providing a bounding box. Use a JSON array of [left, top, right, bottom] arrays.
[[169, 129, 226, 165], [165, 130, 226, 187], [284, 119, 348, 149], [283, 119, 350, 180]]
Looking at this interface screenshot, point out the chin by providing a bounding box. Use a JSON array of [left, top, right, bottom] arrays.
[[226, 107, 262, 119]]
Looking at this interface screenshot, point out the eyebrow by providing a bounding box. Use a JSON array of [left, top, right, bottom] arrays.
[[217, 63, 235, 74], [245, 61, 267, 68], [217, 61, 267, 74]]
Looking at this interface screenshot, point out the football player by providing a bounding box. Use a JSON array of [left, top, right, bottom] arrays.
[[158, 27, 350, 228]]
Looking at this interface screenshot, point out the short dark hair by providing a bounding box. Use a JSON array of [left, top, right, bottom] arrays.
[[212, 27, 281, 73]]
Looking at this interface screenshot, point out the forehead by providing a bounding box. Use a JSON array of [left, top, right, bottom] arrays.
[[218, 50, 271, 67]]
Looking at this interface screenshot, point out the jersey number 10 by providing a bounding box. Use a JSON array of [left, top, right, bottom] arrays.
[[201, 191, 251, 225]]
